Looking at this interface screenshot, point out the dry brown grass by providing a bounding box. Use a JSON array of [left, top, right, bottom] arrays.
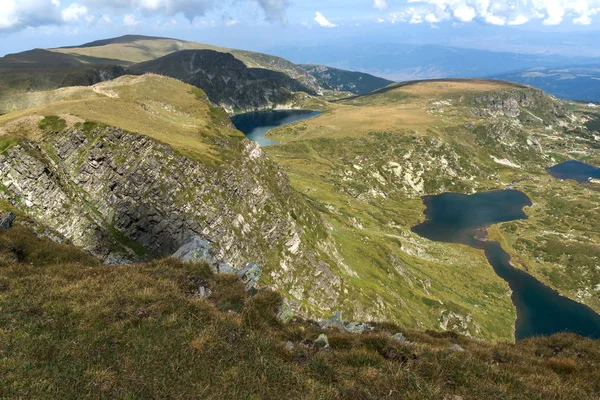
[[52, 38, 231, 64], [0, 224, 599, 399], [0, 74, 243, 158], [269, 79, 518, 143]]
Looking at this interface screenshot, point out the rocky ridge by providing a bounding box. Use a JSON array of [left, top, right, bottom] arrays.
[[0, 123, 349, 317]]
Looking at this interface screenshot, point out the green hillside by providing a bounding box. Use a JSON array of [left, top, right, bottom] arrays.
[[1, 55, 600, 348], [266, 78, 600, 322]]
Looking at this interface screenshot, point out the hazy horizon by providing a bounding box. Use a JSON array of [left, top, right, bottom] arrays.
[[2, 1, 600, 58]]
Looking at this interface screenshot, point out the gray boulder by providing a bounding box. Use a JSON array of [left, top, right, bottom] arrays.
[[237, 262, 262, 290], [0, 212, 16, 229], [172, 236, 214, 264], [217, 263, 235, 274], [314, 334, 329, 349], [391, 332, 408, 343], [449, 344, 465, 352], [344, 322, 366, 334], [391, 332, 415, 346], [277, 302, 294, 324], [173, 236, 235, 274], [319, 311, 344, 330], [197, 286, 211, 298]]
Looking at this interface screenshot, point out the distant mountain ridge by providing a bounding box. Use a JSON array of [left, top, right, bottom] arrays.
[[492, 65, 600, 102], [270, 43, 600, 82], [0, 35, 394, 112], [131, 50, 317, 113]]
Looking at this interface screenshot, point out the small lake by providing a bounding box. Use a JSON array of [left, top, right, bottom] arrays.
[[231, 110, 321, 146], [413, 190, 600, 341], [547, 160, 600, 183]]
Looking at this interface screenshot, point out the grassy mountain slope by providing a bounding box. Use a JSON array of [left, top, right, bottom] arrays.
[[0, 223, 598, 399], [0, 75, 353, 320], [0, 35, 393, 109], [0, 36, 323, 111], [50, 35, 322, 90], [0, 76, 517, 341], [265, 79, 600, 324], [2, 73, 599, 342]]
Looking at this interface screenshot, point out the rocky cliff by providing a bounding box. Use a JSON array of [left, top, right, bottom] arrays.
[[0, 121, 348, 316], [130, 50, 317, 113], [301, 64, 394, 95]]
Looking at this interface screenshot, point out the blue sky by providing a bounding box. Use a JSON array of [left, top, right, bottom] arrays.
[[1, 1, 600, 56]]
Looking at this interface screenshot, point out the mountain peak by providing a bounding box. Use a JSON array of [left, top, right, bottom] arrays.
[[60, 34, 178, 49]]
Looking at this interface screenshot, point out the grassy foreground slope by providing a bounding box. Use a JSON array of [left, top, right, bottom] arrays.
[[266, 79, 600, 322], [1, 224, 599, 399]]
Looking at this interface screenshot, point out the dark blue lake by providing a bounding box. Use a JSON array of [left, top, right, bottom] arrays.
[[413, 190, 600, 341], [231, 110, 321, 146], [547, 160, 600, 183]]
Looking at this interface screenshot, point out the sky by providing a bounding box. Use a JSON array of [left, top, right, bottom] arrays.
[[1, 0, 600, 57]]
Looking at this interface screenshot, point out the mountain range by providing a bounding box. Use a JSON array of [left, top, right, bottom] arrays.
[[0, 34, 599, 398], [0, 35, 393, 114]]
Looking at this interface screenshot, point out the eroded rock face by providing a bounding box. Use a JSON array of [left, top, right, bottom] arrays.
[[131, 50, 317, 113], [0, 125, 344, 316], [469, 88, 565, 120]]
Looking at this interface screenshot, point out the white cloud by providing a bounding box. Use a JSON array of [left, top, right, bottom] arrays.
[[374, 0, 388, 11], [82, 0, 214, 22], [314, 11, 336, 28], [453, 5, 476, 22], [393, 0, 600, 26], [508, 15, 529, 25], [410, 13, 423, 24], [78, 0, 291, 25], [424, 12, 441, 23], [484, 14, 506, 25], [62, 3, 88, 22], [123, 13, 140, 27], [0, 0, 64, 31]]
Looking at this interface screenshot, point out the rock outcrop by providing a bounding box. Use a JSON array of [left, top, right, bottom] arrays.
[[130, 50, 317, 113], [0, 124, 344, 317]]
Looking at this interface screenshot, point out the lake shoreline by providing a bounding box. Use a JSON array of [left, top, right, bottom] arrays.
[[413, 189, 600, 341]]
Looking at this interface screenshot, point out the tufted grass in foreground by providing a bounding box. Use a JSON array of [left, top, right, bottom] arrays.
[[0, 226, 599, 399]]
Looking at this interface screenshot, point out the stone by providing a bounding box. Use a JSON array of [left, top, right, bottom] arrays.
[[277, 302, 294, 324], [391, 333, 409, 343], [391, 332, 416, 346], [237, 262, 262, 291], [172, 236, 215, 265], [217, 263, 235, 274], [314, 334, 329, 349], [0, 212, 16, 229], [284, 341, 295, 351], [197, 286, 211, 298], [449, 344, 465, 352], [344, 322, 366, 334], [319, 311, 344, 330]]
